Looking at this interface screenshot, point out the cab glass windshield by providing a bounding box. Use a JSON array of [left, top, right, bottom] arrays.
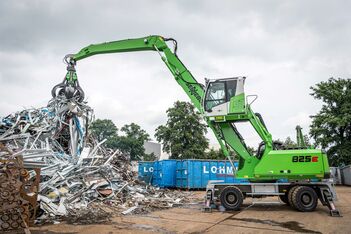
[[205, 82, 226, 111]]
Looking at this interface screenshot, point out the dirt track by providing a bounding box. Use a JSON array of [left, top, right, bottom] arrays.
[[31, 186, 350, 234]]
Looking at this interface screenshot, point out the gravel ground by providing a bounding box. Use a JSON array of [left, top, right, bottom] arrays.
[[30, 186, 350, 234]]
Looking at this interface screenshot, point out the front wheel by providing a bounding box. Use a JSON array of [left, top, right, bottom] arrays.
[[220, 186, 243, 211], [291, 186, 318, 212]]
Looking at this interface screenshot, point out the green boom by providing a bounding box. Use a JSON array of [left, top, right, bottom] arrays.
[[72, 36, 205, 112]]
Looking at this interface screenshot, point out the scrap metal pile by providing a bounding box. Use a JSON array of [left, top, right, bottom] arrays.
[[0, 82, 191, 229]]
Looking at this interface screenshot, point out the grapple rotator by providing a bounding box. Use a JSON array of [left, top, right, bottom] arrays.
[[51, 55, 85, 102]]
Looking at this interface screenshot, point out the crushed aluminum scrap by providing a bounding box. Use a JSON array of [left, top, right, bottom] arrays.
[[0, 90, 191, 225]]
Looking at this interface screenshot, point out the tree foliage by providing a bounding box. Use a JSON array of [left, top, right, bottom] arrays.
[[284, 136, 296, 148], [204, 146, 255, 160], [90, 120, 151, 161], [155, 101, 209, 159], [116, 123, 150, 161], [204, 148, 225, 160], [275, 135, 310, 149], [310, 78, 351, 166], [247, 146, 256, 156], [89, 119, 118, 142], [144, 152, 157, 161]]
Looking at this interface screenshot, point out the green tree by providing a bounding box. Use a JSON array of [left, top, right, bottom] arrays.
[[310, 78, 351, 166], [89, 119, 118, 148], [144, 152, 157, 161], [247, 146, 256, 156], [275, 136, 310, 149], [90, 120, 151, 161], [204, 146, 255, 161], [284, 136, 298, 148], [204, 148, 225, 160], [116, 123, 151, 161], [303, 135, 311, 147], [155, 101, 209, 159]]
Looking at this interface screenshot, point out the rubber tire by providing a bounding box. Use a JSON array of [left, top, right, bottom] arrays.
[[279, 194, 289, 205], [288, 186, 299, 208], [291, 186, 318, 212], [220, 186, 243, 211]]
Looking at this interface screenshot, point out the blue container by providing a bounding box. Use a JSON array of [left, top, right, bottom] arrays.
[[152, 160, 177, 188], [138, 161, 155, 184], [176, 160, 248, 189]]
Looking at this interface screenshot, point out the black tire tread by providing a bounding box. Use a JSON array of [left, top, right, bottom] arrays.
[[220, 186, 243, 211], [291, 186, 318, 212], [288, 186, 298, 208]]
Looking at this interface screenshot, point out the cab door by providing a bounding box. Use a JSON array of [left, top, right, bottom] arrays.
[[204, 81, 228, 116], [227, 78, 246, 114]]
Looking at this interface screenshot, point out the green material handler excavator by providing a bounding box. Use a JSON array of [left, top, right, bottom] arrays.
[[52, 35, 340, 216]]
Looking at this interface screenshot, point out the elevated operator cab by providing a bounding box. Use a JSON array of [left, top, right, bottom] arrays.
[[204, 77, 246, 117]]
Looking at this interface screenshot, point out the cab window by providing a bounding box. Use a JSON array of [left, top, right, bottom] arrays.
[[205, 82, 226, 111], [226, 80, 237, 100]]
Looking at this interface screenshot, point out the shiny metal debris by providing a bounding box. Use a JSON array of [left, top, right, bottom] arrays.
[[0, 86, 191, 226]]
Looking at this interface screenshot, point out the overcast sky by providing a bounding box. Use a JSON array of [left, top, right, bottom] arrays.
[[1, 0, 350, 149]]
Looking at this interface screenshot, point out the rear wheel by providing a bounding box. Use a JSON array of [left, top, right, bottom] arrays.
[[291, 186, 318, 212], [220, 186, 243, 211]]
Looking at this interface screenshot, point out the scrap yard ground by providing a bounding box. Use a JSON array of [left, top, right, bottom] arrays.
[[32, 186, 350, 234]]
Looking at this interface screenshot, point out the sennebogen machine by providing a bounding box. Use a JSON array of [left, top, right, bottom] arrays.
[[52, 35, 340, 216]]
